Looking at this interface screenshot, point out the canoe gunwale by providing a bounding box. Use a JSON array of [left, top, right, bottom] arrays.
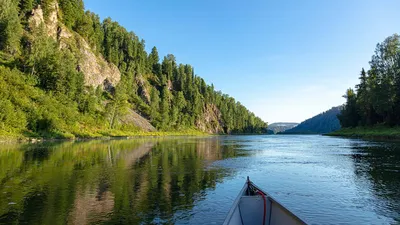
[[222, 177, 308, 225], [222, 181, 248, 225]]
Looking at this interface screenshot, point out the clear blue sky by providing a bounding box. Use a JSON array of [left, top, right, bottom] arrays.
[[84, 0, 400, 123]]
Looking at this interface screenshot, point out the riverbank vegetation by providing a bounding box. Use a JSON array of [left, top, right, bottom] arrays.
[[336, 34, 400, 138], [0, 0, 266, 140], [328, 126, 400, 140]]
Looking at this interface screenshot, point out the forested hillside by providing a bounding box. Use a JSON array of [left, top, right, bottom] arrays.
[[0, 0, 266, 138], [281, 107, 341, 134], [338, 34, 400, 128]]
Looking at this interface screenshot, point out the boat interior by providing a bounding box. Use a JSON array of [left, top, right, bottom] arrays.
[[223, 178, 307, 225]]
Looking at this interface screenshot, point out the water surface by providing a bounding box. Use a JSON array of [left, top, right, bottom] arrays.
[[0, 135, 399, 224]]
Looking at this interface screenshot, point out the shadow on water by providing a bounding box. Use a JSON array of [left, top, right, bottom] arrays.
[[350, 141, 400, 223], [0, 137, 242, 225]]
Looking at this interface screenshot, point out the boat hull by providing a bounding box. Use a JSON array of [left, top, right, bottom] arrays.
[[223, 178, 307, 225]]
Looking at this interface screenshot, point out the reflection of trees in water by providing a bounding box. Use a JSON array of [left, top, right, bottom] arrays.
[[104, 138, 237, 224], [0, 138, 236, 224], [350, 142, 400, 222]]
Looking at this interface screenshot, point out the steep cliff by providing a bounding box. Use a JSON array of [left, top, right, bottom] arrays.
[[28, 2, 120, 88], [25, 2, 157, 132]]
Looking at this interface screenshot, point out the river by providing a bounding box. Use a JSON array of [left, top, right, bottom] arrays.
[[0, 135, 399, 224]]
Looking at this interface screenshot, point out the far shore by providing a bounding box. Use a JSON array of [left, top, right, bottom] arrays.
[[325, 126, 400, 141], [0, 130, 211, 144]]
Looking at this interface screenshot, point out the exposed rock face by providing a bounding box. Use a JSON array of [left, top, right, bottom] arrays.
[[120, 109, 156, 132], [29, 3, 59, 40], [136, 75, 151, 104], [28, 5, 44, 28], [26, 1, 160, 133], [167, 80, 173, 91], [29, 2, 121, 88], [46, 2, 58, 39], [196, 104, 225, 134], [77, 38, 121, 87]]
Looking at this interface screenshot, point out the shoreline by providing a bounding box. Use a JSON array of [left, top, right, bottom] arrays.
[[0, 130, 270, 144], [0, 130, 211, 144], [325, 126, 400, 141]]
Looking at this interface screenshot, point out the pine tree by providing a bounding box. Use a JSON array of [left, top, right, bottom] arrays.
[[148, 46, 161, 76], [160, 87, 170, 130], [338, 88, 359, 127], [149, 87, 161, 126], [0, 0, 22, 55]]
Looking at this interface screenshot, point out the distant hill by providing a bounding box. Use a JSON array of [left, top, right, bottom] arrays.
[[268, 123, 299, 134], [280, 107, 342, 134]]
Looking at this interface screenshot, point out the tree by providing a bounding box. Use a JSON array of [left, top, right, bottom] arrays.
[[58, 0, 85, 30], [148, 46, 161, 76], [162, 54, 176, 81], [369, 34, 400, 124], [0, 0, 22, 55], [159, 87, 171, 130], [18, 0, 36, 18], [338, 88, 360, 127], [355, 68, 370, 125], [339, 34, 400, 128], [149, 87, 161, 126], [106, 85, 130, 129], [170, 91, 186, 128]]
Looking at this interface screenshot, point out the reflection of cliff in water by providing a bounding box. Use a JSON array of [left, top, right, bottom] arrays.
[[0, 138, 235, 224], [350, 142, 400, 222], [69, 142, 155, 225]]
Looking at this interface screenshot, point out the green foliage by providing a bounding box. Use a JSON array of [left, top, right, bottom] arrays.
[[0, 99, 27, 131], [17, 0, 39, 23], [148, 46, 161, 76], [0, 0, 23, 55], [96, 15, 266, 133], [0, 66, 77, 137], [24, 27, 84, 100], [329, 125, 400, 140], [39, 0, 56, 19], [159, 86, 171, 129], [338, 88, 360, 127], [58, 0, 84, 29], [339, 34, 400, 128], [149, 87, 161, 126], [106, 84, 130, 129], [84, 12, 104, 53], [0, 0, 267, 139]]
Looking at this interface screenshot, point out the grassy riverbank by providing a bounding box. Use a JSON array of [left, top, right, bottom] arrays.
[[0, 128, 209, 143], [327, 126, 400, 140]]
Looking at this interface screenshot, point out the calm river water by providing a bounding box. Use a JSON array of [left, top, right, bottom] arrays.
[[0, 135, 399, 224]]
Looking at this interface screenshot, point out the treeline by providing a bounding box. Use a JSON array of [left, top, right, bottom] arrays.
[[0, 0, 266, 137], [282, 107, 341, 134], [338, 34, 400, 128]]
